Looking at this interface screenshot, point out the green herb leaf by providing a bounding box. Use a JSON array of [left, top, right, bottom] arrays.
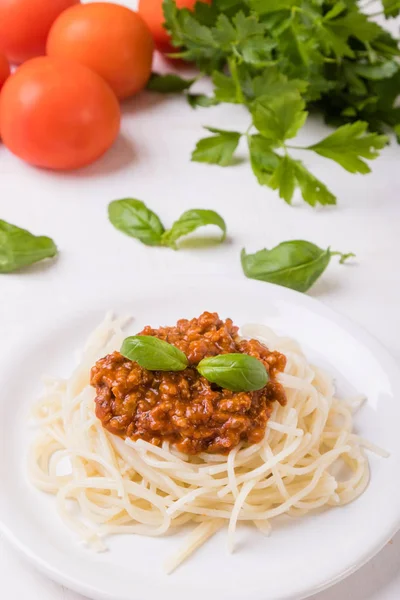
[[121, 336, 188, 371], [212, 71, 240, 103], [268, 155, 296, 204], [352, 60, 399, 81], [248, 135, 280, 185], [108, 199, 165, 246], [187, 93, 219, 108], [308, 121, 388, 174], [293, 162, 336, 207], [250, 0, 294, 16], [197, 353, 269, 391], [383, 0, 400, 18], [241, 240, 353, 292], [247, 143, 336, 207], [147, 73, 196, 93], [162, 209, 226, 248], [252, 93, 308, 142], [192, 128, 241, 166], [0, 220, 57, 274]]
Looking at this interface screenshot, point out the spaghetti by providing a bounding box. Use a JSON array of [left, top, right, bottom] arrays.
[[29, 314, 387, 572]]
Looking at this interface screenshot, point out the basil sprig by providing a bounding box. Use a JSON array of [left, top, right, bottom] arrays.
[[108, 198, 226, 250], [108, 199, 165, 246], [120, 336, 269, 392], [162, 209, 226, 249], [121, 336, 189, 371], [241, 240, 355, 293], [197, 353, 269, 391], [0, 220, 58, 274]]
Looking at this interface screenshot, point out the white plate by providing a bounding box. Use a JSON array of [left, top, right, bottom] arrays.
[[1, 275, 400, 600]]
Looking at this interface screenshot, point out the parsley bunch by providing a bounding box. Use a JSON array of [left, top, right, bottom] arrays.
[[157, 0, 400, 207]]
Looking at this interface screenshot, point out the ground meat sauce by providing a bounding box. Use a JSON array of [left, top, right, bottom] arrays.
[[91, 312, 287, 455]]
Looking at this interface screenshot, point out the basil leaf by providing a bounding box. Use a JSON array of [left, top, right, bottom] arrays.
[[162, 209, 227, 248], [108, 199, 165, 246], [121, 336, 188, 371], [241, 241, 342, 292], [147, 73, 196, 93], [0, 220, 57, 274], [197, 353, 269, 391]]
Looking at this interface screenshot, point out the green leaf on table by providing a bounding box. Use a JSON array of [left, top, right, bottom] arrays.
[[241, 241, 353, 292], [191, 127, 241, 166], [308, 121, 388, 174], [108, 199, 165, 246], [187, 93, 219, 108], [251, 93, 308, 142], [121, 336, 188, 371], [197, 353, 269, 391], [0, 220, 58, 274], [147, 73, 196, 93], [162, 209, 226, 248], [382, 0, 400, 18]]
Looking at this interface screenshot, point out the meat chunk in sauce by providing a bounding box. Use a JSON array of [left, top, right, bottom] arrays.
[[91, 312, 286, 455]]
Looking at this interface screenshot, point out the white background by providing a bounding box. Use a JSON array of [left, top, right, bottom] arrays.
[[1, 1, 400, 598]]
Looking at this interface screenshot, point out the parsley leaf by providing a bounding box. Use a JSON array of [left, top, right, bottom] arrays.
[[248, 135, 281, 185], [268, 155, 296, 204], [293, 162, 336, 207], [383, 0, 400, 18], [162, 0, 393, 208], [308, 122, 388, 174], [192, 127, 241, 166], [147, 73, 196, 92], [252, 93, 308, 142], [187, 93, 219, 108]]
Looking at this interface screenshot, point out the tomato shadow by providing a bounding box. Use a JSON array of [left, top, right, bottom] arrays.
[[122, 90, 172, 116], [70, 134, 136, 178]]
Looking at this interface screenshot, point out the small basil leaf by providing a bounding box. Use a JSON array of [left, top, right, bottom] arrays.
[[0, 220, 57, 274], [241, 241, 332, 292], [108, 199, 165, 246], [162, 209, 227, 248], [147, 73, 196, 93], [197, 353, 269, 392], [121, 336, 188, 371]]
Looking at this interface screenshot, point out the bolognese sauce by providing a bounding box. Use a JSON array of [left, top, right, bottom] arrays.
[[91, 312, 287, 454]]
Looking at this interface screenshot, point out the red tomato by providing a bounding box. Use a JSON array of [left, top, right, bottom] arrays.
[[47, 3, 154, 100], [0, 53, 10, 91], [0, 0, 80, 65], [138, 0, 211, 54], [0, 57, 121, 170]]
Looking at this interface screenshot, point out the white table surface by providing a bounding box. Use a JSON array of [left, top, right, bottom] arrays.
[[1, 2, 400, 598]]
